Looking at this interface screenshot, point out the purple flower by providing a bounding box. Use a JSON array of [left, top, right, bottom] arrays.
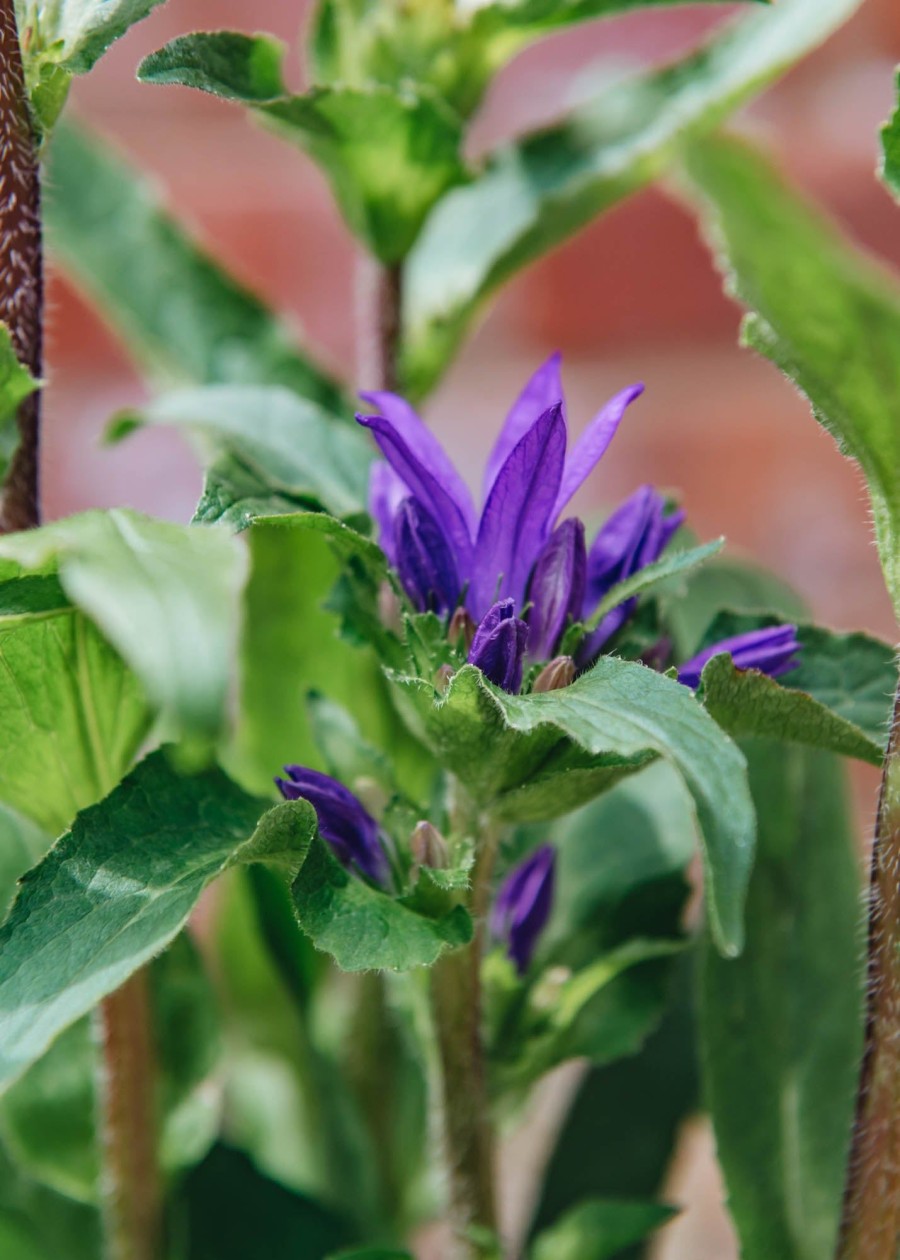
[[526, 519, 586, 661], [677, 625, 802, 690], [467, 599, 529, 694], [276, 767, 389, 884], [491, 845, 556, 975], [393, 496, 460, 614], [358, 357, 643, 624]]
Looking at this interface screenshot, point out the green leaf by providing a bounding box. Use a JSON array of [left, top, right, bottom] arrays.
[[530, 1198, 675, 1260], [0, 326, 40, 485], [400, 0, 862, 397], [682, 133, 900, 617], [111, 385, 371, 519], [395, 657, 753, 955], [0, 510, 247, 745], [0, 803, 48, 920], [0, 1144, 100, 1260], [665, 556, 807, 659], [586, 538, 723, 630], [701, 742, 863, 1259], [291, 834, 472, 972], [0, 749, 316, 1093], [45, 122, 346, 411], [694, 614, 896, 764], [139, 35, 467, 263], [881, 69, 900, 201]]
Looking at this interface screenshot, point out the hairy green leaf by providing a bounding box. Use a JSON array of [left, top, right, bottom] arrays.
[[683, 134, 900, 617], [0, 750, 315, 1093], [396, 658, 753, 953], [401, 0, 862, 397], [0, 326, 40, 485], [586, 538, 723, 630], [111, 385, 371, 519], [0, 510, 247, 745], [45, 122, 346, 411], [701, 742, 862, 1259], [139, 35, 466, 262], [882, 69, 900, 201], [530, 1197, 675, 1260]]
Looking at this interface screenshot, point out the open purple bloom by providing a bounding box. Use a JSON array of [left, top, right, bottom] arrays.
[[358, 357, 644, 625], [467, 599, 529, 694], [677, 625, 802, 690], [491, 844, 556, 975], [276, 766, 389, 885]]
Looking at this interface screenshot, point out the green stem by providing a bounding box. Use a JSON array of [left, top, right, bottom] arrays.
[[357, 258, 402, 392], [0, 0, 42, 533], [95, 970, 163, 1260], [834, 681, 900, 1260]]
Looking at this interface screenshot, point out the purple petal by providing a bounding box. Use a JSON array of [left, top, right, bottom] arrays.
[[677, 625, 802, 690], [360, 390, 477, 534], [584, 486, 681, 614], [483, 354, 563, 502], [369, 461, 407, 566], [468, 599, 529, 693], [491, 844, 556, 974], [358, 412, 474, 579], [526, 519, 586, 660], [553, 383, 644, 519], [393, 497, 461, 614], [275, 766, 388, 884], [471, 403, 567, 619]]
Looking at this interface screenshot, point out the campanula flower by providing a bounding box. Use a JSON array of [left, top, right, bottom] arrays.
[[467, 598, 529, 694], [276, 766, 389, 884], [677, 625, 802, 690], [491, 844, 556, 975]]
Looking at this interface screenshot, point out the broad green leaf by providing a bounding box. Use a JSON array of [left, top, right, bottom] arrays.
[[682, 134, 900, 617], [291, 835, 472, 971], [139, 34, 467, 263], [701, 742, 863, 1260], [180, 1143, 353, 1260], [395, 657, 753, 954], [530, 1198, 675, 1260], [0, 510, 247, 745], [0, 580, 150, 834], [585, 538, 723, 631], [400, 0, 862, 397], [45, 122, 346, 412], [0, 326, 40, 485], [665, 556, 807, 659], [0, 749, 315, 1093], [110, 385, 371, 520], [882, 69, 900, 201], [0, 804, 48, 920]]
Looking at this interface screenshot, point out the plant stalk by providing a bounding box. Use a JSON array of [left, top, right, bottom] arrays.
[[357, 258, 403, 392], [95, 970, 163, 1260], [834, 680, 900, 1260], [0, 0, 42, 533]]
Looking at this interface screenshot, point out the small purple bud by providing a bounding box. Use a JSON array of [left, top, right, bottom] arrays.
[[394, 496, 461, 614], [448, 606, 476, 651], [532, 655, 576, 693], [677, 624, 802, 690], [276, 767, 389, 884], [410, 820, 449, 869], [526, 519, 586, 660], [491, 845, 556, 975], [467, 599, 529, 694]]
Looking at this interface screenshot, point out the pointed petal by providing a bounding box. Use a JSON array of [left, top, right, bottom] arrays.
[[554, 383, 644, 519], [358, 412, 474, 575], [369, 461, 407, 566], [677, 625, 802, 690], [483, 354, 563, 501], [584, 485, 657, 612], [360, 390, 477, 533], [472, 403, 567, 618]]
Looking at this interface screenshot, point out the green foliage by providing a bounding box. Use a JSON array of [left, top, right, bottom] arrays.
[[45, 123, 346, 411], [683, 134, 900, 618], [701, 742, 863, 1259], [585, 537, 723, 631], [110, 385, 371, 520], [0, 1145, 100, 1260], [395, 657, 753, 955], [400, 0, 862, 397], [882, 70, 900, 200], [0, 510, 247, 747], [0, 803, 48, 919], [0, 326, 40, 485], [0, 750, 315, 1092], [139, 34, 467, 263], [529, 1198, 676, 1260]]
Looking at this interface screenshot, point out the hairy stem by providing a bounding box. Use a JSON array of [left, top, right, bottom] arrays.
[[0, 0, 42, 532], [834, 682, 900, 1260], [95, 971, 162, 1260], [356, 258, 402, 392]]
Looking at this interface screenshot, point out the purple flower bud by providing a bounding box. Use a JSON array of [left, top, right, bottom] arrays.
[[526, 519, 586, 660], [467, 599, 529, 694], [677, 625, 802, 690], [410, 820, 449, 869], [393, 496, 461, 614], [532, 655, 576, 693], [275, 767, 389, 885], [491, 845, 556, 975]]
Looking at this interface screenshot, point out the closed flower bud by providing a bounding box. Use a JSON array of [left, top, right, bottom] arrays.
[[527, 519, 586, 660], [532, 655, 576, 693], [276, 766, 389, 885], [468, 599, 529, 694], [491, 845, 556, 975], [435, 663, 455, 692], [448, 606, 476, 650], [677, 624, 802, 690], [394, 496, 460, 614], [410, 820, 449, 869]]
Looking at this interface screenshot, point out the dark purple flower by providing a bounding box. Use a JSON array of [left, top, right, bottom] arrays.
[[677, 625, 802, 690], [276, 766, 389, 884], [394, 497, 461, 614], [491, 844, 556, 975], [526, 519, 586, 660], [358, 357, 644, 623], [467, 599, 529, 693]]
